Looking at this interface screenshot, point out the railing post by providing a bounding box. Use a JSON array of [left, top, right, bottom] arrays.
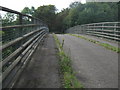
[[79, 26, 81, 34], [38, 20, 41, 30], [84, 25, 86, 35], [19, 14, 23, 37], [87, 25, 90, 35], [93, 24, 95, 36], [114, 23, 117, 40], [32, 18, 35, 31], [34, 19, 37, 30], [87, 24, 90, 36], [101, 23, 104, 39]]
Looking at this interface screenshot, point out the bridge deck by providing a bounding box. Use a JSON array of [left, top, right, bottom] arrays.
[[13, 34, 61, 88], [57, 34, 118, 88], [76, 34, 118, 47]]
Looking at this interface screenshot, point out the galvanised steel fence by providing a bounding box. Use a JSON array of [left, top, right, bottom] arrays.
[[0, 6, 49, 88], [66, 22, 120, 41]]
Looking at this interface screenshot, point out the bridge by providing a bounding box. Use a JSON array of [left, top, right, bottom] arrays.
[[0, 6, 119, 88]]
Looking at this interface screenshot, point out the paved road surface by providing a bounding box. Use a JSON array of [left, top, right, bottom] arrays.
[[57, 34, 118, 88], [77, 34, 118, 47], [14, 34, 61, 88]]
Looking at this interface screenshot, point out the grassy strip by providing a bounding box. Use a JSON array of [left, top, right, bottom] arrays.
[[69, 34, 120, 53], [53, 33, 83, 88]]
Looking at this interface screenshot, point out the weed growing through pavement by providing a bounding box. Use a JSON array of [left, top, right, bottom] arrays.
[[53, 33, 83, 88], [69, 34, 120, 53]]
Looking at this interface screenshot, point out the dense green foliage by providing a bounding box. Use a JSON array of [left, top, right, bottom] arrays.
[[21, 6, 35, 16], [2, 13, 16, 26], [34, 5, 56, 32], [2, 2, 119, 33], [54, 2, 118, 33]]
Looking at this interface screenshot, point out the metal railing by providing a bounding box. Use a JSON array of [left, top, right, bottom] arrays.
[[66, 22, 120, 41], [0, 6, 49, 88]]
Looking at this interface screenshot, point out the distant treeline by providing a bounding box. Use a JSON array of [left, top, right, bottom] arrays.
[[2, 2, 119, 33], [54, 2, 118, 33]]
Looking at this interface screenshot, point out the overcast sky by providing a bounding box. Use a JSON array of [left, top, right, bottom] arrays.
[[1, 0, 86, 12]]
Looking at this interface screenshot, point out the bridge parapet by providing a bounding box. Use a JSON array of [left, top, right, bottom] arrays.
[[66, 22, 120, 41], [0, 6, 49, 88]]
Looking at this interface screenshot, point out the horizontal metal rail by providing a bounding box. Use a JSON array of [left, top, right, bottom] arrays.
[[1, 27, 47, 51], [3, 32, 46, 88], [2, 30, 45, 67], [88, 26, 120, 28], [66, 22, 120, 41], [1, 6, 49, 88], [81, 22, 119, 26], [1, 24, 42, 29], [0, 6, 43, 22], [2, 30, 46, 81]]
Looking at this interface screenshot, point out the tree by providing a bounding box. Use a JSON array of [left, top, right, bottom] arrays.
[[21, 6, 35, 16], [55, 2, 118, 33], [2, 12, 15, 26], [54, 8, 70, 33], [16, 2, 118, 33], [34, 5, 56, 32]]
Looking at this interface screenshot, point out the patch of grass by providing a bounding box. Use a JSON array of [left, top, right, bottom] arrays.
[[53, 33, 83, 88], [69, 34, 120, 53]]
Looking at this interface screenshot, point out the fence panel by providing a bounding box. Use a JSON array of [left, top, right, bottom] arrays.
[[66, 22, 120, 41], [0, 6, 49, 88]]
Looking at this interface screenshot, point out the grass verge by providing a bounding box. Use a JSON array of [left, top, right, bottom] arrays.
[[53, 33, 83, 88], [69, 34, 120, 53]]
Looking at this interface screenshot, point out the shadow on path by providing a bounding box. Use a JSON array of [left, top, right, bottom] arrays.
[[13, 34, 61, 88]]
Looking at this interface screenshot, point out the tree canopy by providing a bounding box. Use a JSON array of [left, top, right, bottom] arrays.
[[2, 2, 119, 33], [34, 5, 56, 31], [55, 2, 118, 33]]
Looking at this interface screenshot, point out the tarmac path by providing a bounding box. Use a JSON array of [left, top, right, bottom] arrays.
[[13, 34, 61, 88], [57, 34, 118, 88]]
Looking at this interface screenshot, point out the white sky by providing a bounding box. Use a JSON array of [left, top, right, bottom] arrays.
[[1, 0, 86, 12]]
